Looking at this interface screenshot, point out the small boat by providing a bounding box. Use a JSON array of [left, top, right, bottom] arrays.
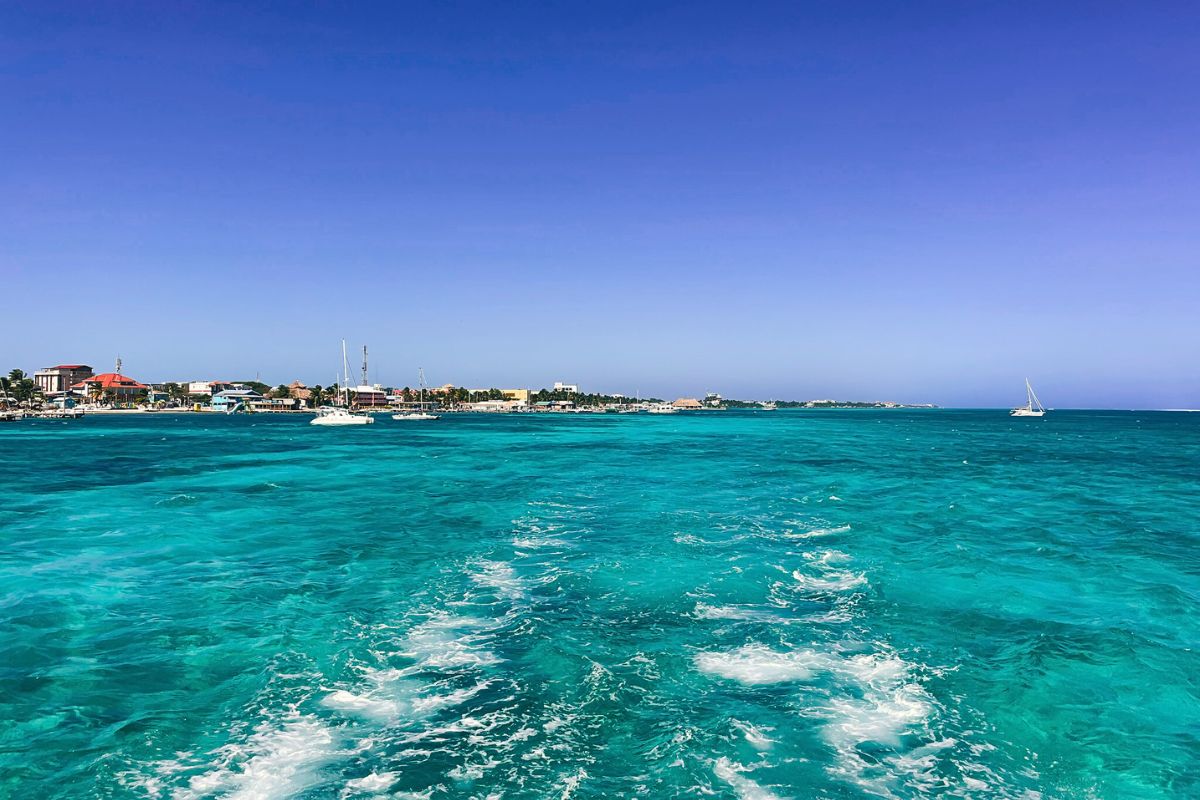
[[1011, 379, 1047, 417], [312, 406, 374, 426], [392, 368, 439, 420], [646, 403, 679, 415], [760, 401, 778, 411], [310, 340, 376, 426]]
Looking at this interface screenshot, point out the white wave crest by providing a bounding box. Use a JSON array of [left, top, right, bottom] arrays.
[[399, 613, 502, 669], [176, 714, 339, 800], [791, 570, 867, 592], [321, 689, 403, 723], [559, 768, 588, 799], [692, 603, 788, 624], [785, 524, 851, 539], [731, 719, 776, 751], [471, 560, 525, 600], [824, 682, 933, 748], [713, 757, 788, 800], [803, 549, 852, 565], [341, 771, 397, 795], [694, 644, 830, 684]]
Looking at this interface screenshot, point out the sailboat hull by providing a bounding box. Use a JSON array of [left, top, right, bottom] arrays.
[[1010, 408, 1045, 417], [311, 415, 374, 425]]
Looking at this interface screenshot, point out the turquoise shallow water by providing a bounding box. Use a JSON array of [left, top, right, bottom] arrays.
[[2, 409, 1198, 799]]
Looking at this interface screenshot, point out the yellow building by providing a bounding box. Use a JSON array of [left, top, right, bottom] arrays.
[[502, 388, 531, 403]]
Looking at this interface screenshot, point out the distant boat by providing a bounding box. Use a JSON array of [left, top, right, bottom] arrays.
[[647, 403, 679, 415], [760, 401, 777, 411], [393, 367, 439, 421], [1011, 379, 1046, 417], [311, 340, 375, 426]]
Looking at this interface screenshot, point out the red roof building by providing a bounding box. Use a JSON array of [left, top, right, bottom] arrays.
[[73, 372, 149, 399]]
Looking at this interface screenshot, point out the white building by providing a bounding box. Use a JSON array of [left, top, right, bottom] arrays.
[[553, 381, 579, 394], [34, 364, 94, 394]]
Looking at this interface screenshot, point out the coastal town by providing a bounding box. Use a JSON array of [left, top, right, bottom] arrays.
[[0, 357, 930, 421]]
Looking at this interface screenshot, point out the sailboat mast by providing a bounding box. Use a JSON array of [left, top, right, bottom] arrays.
[[1027, 379, 1044, 412], [342, 339, 350, 406]]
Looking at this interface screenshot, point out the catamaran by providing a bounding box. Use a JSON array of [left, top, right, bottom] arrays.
[[1011, 379, 1046, 417], [311, 340, 375, 426], [393, 367, 439, 421]]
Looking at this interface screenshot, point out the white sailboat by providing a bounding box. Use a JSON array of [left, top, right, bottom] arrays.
[[1010, 378, 1046, 417], [393, 367, 439, 421], [311, 340, 375, 426]]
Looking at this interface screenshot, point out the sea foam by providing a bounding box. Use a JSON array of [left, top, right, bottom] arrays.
[[713, 757, 788, 800], [176, 715, 339, 800], [694, 644, 829, 684], [791, 569, 867, 592]]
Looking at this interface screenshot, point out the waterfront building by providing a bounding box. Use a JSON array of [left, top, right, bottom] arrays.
[[704, 392, 723, 407], [287, 381, 312, 402], [350, 384, 389, 408], [502, 389, 531, 403], [211, 388, 262, 413], [247, 396, 302, 413], [673, 397, 703, 410], [187, 380, 240, 396], [466, 399, 524, 413], [553, 382, 579, 393], [72, 372, 148, 405], [532, 400, 575, 411], [34, 364, 93, 394]]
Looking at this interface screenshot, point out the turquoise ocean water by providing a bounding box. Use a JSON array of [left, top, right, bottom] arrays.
[[2, 410, 1198, 799]]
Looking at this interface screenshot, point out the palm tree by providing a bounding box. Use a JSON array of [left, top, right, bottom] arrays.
[[273, 384, 291, 399]]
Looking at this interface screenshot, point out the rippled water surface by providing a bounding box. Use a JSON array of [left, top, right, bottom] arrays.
[[2, 409, 1198, 799]]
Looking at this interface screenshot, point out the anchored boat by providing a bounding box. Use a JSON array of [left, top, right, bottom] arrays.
[[311, 340, 375, 426], [1011, 379, 1047, 417]]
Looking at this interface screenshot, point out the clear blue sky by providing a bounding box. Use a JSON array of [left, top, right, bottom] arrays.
[[3, 2, 1198, 407]]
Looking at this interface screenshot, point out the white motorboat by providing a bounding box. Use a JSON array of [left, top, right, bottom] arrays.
[[312, 406, 374, 426], [392, 411, 439, 421], [1011, 379, 1047, 417], [646, 403, 679, 414], [760, 401, 778, 411]]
